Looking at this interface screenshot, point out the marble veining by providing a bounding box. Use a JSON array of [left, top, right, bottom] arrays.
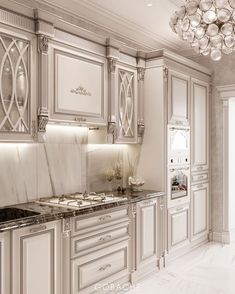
[[127, 242, 235, 294], [0, 190, 165, 232], [0, 125, 88, 207]]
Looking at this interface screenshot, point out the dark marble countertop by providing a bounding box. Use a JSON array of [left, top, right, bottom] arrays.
[[0, 190, 165, 232]]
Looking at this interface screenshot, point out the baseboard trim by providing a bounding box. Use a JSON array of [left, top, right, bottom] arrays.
[[166, 236, 209, 263], [212, 231, 230, 244]]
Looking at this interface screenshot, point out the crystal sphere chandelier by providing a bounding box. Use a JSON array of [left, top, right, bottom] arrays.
[[169, 0, 235, 61]]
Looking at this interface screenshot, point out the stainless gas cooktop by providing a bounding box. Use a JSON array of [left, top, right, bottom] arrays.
[[37, 192, 127, 210]]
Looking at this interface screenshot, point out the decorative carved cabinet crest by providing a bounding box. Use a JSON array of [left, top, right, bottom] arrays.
[[37, 35, 49, 54], [38, 115, 49, 133], [108, 58, 117, 73], [70, 85, 92, 96], [137, 68, 145, 81]]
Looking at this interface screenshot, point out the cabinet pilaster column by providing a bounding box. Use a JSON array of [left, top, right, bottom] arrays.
[[130, 204, 137, 284], [107, 40, 120, 143], [107, 58, 118, 143], [35, 12, 55, 132], [37, 35, 50, 132], [137, 66, 145, 143], [137, 55, 145, 143]]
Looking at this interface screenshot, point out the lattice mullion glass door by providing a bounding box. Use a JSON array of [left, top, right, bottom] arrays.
[[117, 67, 137, 143], [0, 34, 30, 133]]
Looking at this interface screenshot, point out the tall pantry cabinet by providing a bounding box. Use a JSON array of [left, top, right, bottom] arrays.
[[137, 50, 211, 258]]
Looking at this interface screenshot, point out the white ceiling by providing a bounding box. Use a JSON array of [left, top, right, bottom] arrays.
[[41, 0, 191, 54]]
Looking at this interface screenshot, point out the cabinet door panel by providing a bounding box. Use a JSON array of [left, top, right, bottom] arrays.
[[141, 206, 155, 259], [171, 210, 188, 245], [22, 231, 54, 294], [12, 221, 61, 294], [55, 51, 103, 116], [168, 71, 190, 125], [115, 65, 138, 143], [191, 79, 209, 171], [0, 30, 36, 141], [136, 200, 157, 267], [168, 204, 190, 251], [0, 232, 10, 294], [191, 183, 209, 240], [50, 44, 107, 125]]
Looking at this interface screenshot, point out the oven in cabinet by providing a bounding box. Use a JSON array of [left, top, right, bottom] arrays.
[[168, 125, 190, 165], [168, 166, 190, 207]]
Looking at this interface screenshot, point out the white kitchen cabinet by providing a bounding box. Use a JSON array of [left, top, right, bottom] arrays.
[[0, 28, 36, 141], [108, 54, 138, 143], [168, 70, 190, 126], [70, 206, 130, 293], [191, 183, 209, 241], [136, 199, 158, 268], [129, 196, 166, 282], [0, 232, 10, 294], [49, 42, 107, 125], [12, 220, 62, 294], [110, 63, 138, 144], [191, 78, 209, 172], [71, 241, 129, 294], [116, 65, 138, 143], [168, 203, 190, 252]]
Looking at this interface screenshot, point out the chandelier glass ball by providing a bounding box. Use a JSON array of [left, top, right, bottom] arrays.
[[170, 0, 235, 61]]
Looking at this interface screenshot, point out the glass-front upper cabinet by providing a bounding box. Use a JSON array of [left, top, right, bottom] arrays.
[[115, 65, 138, 143], [0, 31, 36, 141]]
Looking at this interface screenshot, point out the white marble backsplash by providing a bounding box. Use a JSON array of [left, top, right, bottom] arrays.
[[0, 125, 88, 207], [87, 144, 125, 192], [0, 125, 134, 207]]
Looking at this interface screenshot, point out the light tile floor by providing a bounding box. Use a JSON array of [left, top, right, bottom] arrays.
[[126, 242, 235, 294]]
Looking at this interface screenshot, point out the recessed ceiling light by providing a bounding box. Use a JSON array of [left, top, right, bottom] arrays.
[[147, 3, 153, 7]]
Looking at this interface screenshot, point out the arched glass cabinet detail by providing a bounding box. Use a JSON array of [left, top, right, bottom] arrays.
[[0, 31, 36, 141], [109, 63, 138, 144], [118, 69, 135, 139], [0, 35, 29, 132]]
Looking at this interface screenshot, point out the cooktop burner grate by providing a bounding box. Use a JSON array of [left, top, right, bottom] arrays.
[[37, 192, 127, 209]]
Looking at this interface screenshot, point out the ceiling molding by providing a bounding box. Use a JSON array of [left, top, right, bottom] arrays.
[[77, 0, 182, 50], [217, 85, 235, 100], [36, 0, 191, 52], [3, 0, 196, 57]]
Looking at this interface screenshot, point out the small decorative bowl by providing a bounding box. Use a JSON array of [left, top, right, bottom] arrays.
[[128, 176, 145, 192]]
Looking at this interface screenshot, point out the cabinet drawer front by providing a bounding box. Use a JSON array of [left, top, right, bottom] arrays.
[[71, 226, 128, 256], [192, 165, 208, 172], [72, 247, 128, 291], [191, 172, 208, 183], [72, 208, 128, 234], [191, 182, 208, 191]]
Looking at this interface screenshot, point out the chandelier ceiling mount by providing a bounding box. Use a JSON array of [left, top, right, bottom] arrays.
[[170, 0, 235, 61]]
